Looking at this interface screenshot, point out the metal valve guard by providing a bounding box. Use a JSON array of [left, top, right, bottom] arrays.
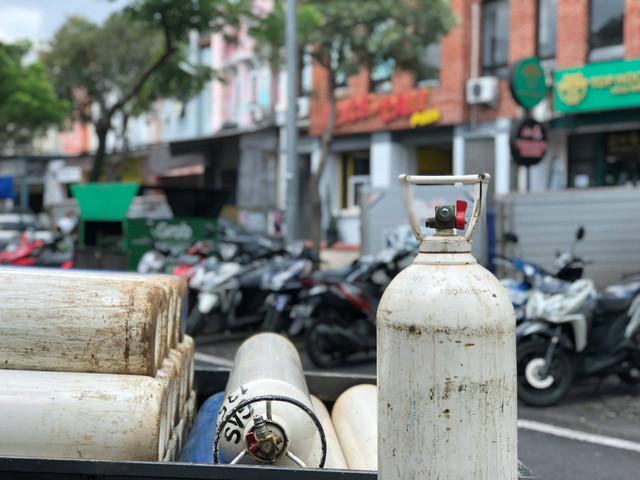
[[398, 173, 490, 244], [213, 394, 327, 469]]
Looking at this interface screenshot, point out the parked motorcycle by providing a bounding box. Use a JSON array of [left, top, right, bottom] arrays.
[[516, 276, 640, 407], [495, 226, 588, 323], [171, 239, 222, 280], [185, 242, 314, 336], [0, 232, 73, 268], [299, 247, 414, 368], [262, 250, 367, 337]]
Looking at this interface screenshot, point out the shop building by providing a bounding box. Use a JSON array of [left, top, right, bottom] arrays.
[[149, 0, 289, 234], [307, 0, 640, 249]]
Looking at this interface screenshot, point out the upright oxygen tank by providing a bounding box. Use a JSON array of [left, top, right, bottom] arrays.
[[377, 174, 517, 480], [214, 333, 326, 468]]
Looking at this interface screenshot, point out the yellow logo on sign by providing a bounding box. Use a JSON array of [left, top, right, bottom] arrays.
[[409, 109, 441, 128], [557, 72, 589, 106]]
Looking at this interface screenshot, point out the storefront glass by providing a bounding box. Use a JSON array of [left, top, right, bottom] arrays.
[[568, 131, 640, 187]]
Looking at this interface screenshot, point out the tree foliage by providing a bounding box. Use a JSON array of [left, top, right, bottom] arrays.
[[44, 0, 250, 181], [0, 41, 69, 148], [250, 0, 456, 259]]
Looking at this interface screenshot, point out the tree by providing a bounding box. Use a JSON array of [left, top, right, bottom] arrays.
[[0, 41, 69, 150], [43, 0, 250, 181], [251, 0, 456, 261]]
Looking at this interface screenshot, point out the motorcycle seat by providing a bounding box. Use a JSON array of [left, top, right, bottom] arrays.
[[595, 294, 634, 315], [311, 265, 353, 284]]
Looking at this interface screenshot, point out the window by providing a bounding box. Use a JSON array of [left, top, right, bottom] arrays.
[[537, 0, 557, 60], [482, 0, 510, 77], [370, 59, 395, 93], [416, 43, 441, 86], [589, 0, 624, 62], [339, 151, 370, 210]]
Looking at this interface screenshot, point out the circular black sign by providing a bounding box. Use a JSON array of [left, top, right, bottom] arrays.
[[510, 118, 548, 167]]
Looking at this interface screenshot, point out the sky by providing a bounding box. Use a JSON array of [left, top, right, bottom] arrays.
[[0, 0, 129, 45]]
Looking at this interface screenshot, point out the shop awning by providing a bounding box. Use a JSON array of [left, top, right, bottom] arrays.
[[551, 107, 640, 130], [168, 124, 277, 156]]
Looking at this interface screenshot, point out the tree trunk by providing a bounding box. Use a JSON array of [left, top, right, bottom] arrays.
[[89, 122, 110, 182], [310, 76, 337, 270], [110, 113, 131, 181]]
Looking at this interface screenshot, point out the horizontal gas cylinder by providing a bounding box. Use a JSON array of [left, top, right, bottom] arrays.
[[180, 391, 226, 464], [309, 395, 348, 470], [139, 274, 186, 348], [186, 389, 198, 430], [156, 357, 180, 443], [331, 384, 377, 471], [173, 335, 195, 420], [0, 369, 169, 461], [215, 333, 326, 468], [0, 268, 172, 376], [176, 275, 188, 342], [0, 267, 186, 348]]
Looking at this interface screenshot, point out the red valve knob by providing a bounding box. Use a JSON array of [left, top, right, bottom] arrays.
[[456, 201, 467, 230], [246, 432, 260, 454]]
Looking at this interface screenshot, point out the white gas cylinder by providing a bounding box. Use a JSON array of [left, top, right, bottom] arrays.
[[144, 274, 187, 348], [377, 174, 517, 479], [309, 395, 348, 469], [175, 275, 189, 342], [0, 268, 185, 349], [214, 333, 326, 468], [156, 356, 179, 447], [171, 334, 195, 423], [331, 384, 377, 471], [0, 268, 169, 376], [0, 369, 169, 461]]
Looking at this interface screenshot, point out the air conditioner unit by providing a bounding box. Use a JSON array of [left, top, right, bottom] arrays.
[[466, 76, 499, 105], [296, 96, 310, 119]]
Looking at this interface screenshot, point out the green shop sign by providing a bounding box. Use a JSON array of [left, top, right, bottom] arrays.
[[555, 58, 640, 113], [509, 58, 548, 110], [125, 218, 217, 271]]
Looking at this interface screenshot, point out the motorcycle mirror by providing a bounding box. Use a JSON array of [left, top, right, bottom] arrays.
[[576, 226, 585, 241], [504, 232, 518, 244]]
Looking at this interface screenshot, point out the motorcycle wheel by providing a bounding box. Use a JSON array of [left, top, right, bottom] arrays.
[[619, 369, 640, 385], [517, 337, 575, 407], [185, 308, 224, 336], [185, 308, 205, 337], [261, 306, 285, 333], [305, 318, 347, 368]]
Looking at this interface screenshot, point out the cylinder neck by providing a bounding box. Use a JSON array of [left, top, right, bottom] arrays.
[[418, 235, 472, 254], [413, 251, 477, 265]]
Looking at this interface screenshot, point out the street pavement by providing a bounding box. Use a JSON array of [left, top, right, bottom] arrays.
[[195, 336, 640, 479]]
